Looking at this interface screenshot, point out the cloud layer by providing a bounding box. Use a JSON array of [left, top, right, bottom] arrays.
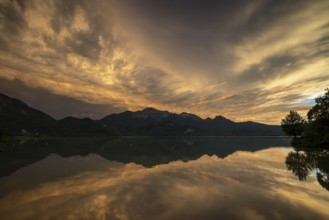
[[0, 0, 328, 123]]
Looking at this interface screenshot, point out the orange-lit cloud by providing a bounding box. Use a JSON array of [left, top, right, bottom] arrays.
[[0, 0, 328, 123]]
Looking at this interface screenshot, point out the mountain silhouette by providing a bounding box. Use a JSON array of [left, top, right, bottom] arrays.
[[0, 93, 56, 135], [0, 93, 284, 136]]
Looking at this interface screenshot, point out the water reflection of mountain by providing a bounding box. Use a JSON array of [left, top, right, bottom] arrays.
[[0, 137, 291, 178], [286, 147, 329, 191]]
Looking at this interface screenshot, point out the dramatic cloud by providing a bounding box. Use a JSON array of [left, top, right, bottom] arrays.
[[0, 0, 328, 123], [0, 148, 329, 219]]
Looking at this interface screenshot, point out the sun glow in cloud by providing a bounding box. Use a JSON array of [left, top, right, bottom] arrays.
[[0, 0, 328, 123]]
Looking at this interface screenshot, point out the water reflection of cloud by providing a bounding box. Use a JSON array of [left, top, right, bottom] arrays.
[[0, 148, 328, 219]]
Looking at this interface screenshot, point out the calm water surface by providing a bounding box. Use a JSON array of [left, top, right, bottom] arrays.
[[0, 137, 328, 220]]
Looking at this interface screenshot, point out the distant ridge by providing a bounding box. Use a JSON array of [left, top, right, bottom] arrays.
[[0, 93, 284, 136]]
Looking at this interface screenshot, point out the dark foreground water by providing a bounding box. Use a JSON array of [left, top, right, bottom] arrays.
[[0, 137, 328, 220]]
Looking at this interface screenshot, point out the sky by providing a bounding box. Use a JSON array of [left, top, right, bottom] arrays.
[[0, 0, 328, 124]]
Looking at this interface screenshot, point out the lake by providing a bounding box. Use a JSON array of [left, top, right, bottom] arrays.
[[0, 136, 328, 219]]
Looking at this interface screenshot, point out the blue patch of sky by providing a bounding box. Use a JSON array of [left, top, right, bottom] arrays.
[[289, 98, 315, 106], [301, 99, 316, 106]]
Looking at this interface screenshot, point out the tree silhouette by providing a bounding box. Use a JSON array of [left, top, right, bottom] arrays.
[[315, 149, 329, 190], [304, 88, 329, 147], [281, 111, 305, 137], [317, 173, 329, 191], [285, 151, 312, 180], [286, 147, 329, 191], [307, 88, 329, 122]]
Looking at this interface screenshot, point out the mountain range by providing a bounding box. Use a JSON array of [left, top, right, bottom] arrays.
[[0, 93, 284, 136]]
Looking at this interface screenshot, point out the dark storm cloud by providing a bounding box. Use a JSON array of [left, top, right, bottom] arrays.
[[118, 0, 256, 29], [0, 0, 28, 35], [48, 0, 118, 60], [112, 67, 187, 104], [0, 0, 112, 63], [49, 0, 83, 34], [47, 0, 115, 61], [115, 0, 329, 85], [113, 0, 257, 77], [237, 55, 299, 85], [65, 30, 102, 60]]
